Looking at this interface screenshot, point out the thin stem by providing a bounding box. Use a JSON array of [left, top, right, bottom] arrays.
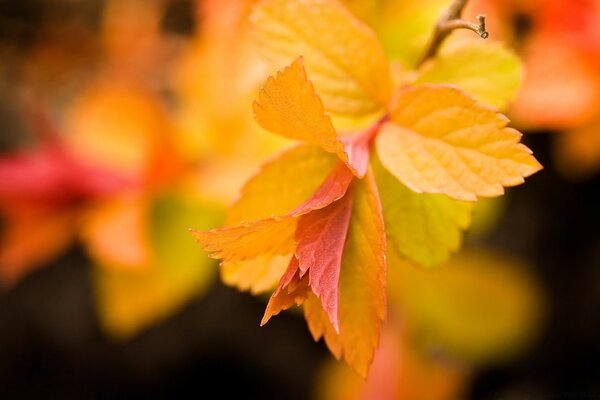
[[417, 0, 488, 67], [446, 0, 469, 18]]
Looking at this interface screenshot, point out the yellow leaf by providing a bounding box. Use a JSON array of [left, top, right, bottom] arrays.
[[251, 0, 392, 115], [376, 85, 542, 201], [377, 0, 450, 68], [254, 57, 347, 160], [221, 254, 292, 295], [372, 156, 472, 267], [415, 40, 523, 110], [227, 145, 337, 225], [388, 247, 544, 365], [94, 194, 223, 339], [303, 168, 386, 377]]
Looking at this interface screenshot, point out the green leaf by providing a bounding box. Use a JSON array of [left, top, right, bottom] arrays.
[[373, 156, 472, 267], [94, 194, 224, 339], [415, 41, 522, 110]]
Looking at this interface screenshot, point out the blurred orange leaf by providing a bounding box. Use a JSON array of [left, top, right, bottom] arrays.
[[0, 207, 75, 286], [82, 195, 151, 272], [316, 319, 469, 400]]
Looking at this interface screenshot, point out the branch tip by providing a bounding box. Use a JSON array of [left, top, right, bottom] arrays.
[[477, 15, 489, 38]]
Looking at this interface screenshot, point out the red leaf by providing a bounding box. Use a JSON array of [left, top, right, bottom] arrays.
[[295, 184, 355, 333], [261, 256, 310, 325], [193, 161, 355, 264], [291, 161, 354, 215], [339, 120, 383, 178]]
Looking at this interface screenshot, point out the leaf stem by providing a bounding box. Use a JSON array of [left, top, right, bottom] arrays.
[[417, 0, 488, 67]]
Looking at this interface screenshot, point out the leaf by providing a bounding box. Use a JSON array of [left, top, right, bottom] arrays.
[[304, 292, 343, 359], [192, 217, 297, 263], [303, 168, 386, 377], [336, 167, 386, 377], [376, 85, 542, 201], [253, 57, 347, 159], [94, 194, 224, 339], [315, 318, 469, 400], [339, 127, 377, 178], [220, 254, 292, 295], [387, 248, 544, 365], [82, 196, 150, 272], [372, 156, 472, 267], [509, 35, 600, 129], [0, 208, 75, 286], [193, 161, 354, 264], [64, 81, 172, 180], [415, 41, 523, 110], [227, 145, 338, 225], [295, 184, 355, 332], [251, 0, 392, 115], [0, 141, 131, 204], [375, 0, 450, 68], [292, 162, 355, 215], [261, 256, 311, 324]]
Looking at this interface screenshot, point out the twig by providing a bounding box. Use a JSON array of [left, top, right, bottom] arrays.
[[417, 0, 488, 67]]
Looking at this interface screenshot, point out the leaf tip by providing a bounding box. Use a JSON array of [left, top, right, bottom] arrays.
[[259, 314, 270, 327]]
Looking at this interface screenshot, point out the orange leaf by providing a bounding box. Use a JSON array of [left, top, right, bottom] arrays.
[[253, 58, 370, 176], [304, 292, 343, 359], [0, 207, 74, 286], [509, 34, 600, 129], [253, 57, 346, 159], [192, 161, 354, 264], [376, 84, 542, 201], [81, 195, 151, 272], [303, 168, 386, 377], [191, 217, 296, 264], [337, 167, 387, 377], [252, 0, 392, 116], [227, 145, 337, 225]]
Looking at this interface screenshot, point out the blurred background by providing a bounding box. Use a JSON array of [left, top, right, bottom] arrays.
[[0, 0, 599, 398]]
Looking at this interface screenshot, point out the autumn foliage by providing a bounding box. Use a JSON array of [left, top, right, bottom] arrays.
[[192, 0, 541, 376]]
